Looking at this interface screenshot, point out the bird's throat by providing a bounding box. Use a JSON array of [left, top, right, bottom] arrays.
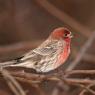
[[57, 42, 70, 65]]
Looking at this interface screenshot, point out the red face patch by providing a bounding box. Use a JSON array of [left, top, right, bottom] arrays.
[[51, 28, 69, 39]]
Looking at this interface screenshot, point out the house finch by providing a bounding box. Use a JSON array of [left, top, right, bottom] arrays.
[[0, 27, 73, 72]]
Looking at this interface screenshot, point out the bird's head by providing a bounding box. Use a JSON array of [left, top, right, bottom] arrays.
[[50, 27, 73, 42]]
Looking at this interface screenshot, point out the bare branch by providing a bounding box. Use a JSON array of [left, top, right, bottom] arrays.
[[0, 69, 26, 95], [79, 84, 95, 95], [65, 70, 95, 77]]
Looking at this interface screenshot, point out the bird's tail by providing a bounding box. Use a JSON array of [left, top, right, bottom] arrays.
[[0, 60, 17, 68], [0, 60, 33, 69]]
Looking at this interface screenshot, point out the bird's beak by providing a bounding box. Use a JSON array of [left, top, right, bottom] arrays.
[[69, 34, 73, 38], [68, 32, 73, 38]]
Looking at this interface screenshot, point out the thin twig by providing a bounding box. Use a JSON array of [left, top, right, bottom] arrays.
[[0, 69, 26, 95], [15, 76, 41, 84], [9, 71, 95, 94], [71, 83, 95, 95], [64, 78, 95, 84], [14, 76, 46, 95], [6, 71, 95, 85], [65, 70, 95, 77], [79, 84, 95, 95]]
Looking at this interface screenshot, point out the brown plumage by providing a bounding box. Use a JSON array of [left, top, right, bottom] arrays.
[[0, 27, 73, 72]]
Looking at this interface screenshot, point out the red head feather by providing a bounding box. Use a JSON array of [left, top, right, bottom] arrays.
[[50, 27, 72, 40]]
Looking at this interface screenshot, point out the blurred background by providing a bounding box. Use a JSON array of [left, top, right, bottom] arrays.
[[0, 0, 95, 44], [0, 0, 95, 95], [0, 0, 95, 59]]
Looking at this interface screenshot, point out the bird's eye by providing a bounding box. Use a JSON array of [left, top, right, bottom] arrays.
[[63, 29, 70, 37], [64, 33, 68, 37]]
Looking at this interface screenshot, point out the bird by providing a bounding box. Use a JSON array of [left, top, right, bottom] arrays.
[[0, 27, 73, 72]]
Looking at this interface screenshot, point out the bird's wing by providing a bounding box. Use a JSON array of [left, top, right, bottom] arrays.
[[33, 39, 64, 56], [20, 40, 59, 61], [33, 46, 56, 55]]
